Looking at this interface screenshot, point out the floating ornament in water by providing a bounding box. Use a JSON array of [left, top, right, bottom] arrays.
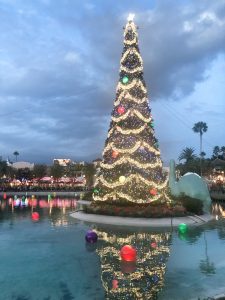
[[85, 230, 98, 244]]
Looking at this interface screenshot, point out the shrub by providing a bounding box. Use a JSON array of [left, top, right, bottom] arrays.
[[175, 194, 203, 215], [83, 201, 187, 218]]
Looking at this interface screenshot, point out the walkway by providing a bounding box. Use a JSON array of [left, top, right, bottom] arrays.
[[0, 191, 83, 197], [70, 211, 214, 228]]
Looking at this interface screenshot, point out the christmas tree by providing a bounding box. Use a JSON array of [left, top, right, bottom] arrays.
[[93, 15, 168, 204], [95, 227, 172, 299]]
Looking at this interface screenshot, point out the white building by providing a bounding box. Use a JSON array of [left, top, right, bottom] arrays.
[[12, 161, 34, 170], [53, 159, 71, 166]]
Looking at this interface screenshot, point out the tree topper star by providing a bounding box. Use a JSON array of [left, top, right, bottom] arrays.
[[127, 13, 135, 22]]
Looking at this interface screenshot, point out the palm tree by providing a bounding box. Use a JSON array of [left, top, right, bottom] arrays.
[[192, 122, 208, 155], [13, 151, 19, 162], [178, 147, 197, 163], [192, 122, 208, 175], [200, 151, 206, 159]]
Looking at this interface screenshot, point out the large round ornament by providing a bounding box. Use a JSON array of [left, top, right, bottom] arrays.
[[85, 230, 98, 243], [178, 223, 188, 234], [119, 176, 126, 183], [112, 150, 119, 158], [149, 188, 157, 196], [150, 241, 157, 249], [120, 245, 137, 262], [117, 106, 125, 115], [122, 76, 129, 84], [112, 279, 119, 289]]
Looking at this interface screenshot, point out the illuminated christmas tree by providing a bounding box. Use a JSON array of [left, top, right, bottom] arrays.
[[95, 228, 172, 299], [93, 15, 168, 204]]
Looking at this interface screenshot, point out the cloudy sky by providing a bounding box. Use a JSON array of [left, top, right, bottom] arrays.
[[0, 0, 225, 165]]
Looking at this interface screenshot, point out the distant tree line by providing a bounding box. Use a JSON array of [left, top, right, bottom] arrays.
[[177, 121, 225, 176], [0, 160, 96, 188], [177, 145, 225, 176]]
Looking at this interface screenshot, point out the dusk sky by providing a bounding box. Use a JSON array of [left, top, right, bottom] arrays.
[[0, 0, 225, 165]]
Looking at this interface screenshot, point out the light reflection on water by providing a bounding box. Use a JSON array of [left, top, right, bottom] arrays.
[[0, 198, 225, 299]]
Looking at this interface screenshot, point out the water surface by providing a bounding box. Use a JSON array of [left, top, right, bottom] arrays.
[[0, 198, 225, 300]]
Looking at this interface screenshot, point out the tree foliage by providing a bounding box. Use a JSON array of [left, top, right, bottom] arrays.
[[178, 147, 197, 163], [83, 163, 96, 188], [50, 164, 64, 179], [13, 151, 19, 162]]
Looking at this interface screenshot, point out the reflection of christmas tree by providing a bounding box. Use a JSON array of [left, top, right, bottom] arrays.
[[93, 15, 169, 204], [199, 232, 216, 276], [95, 228, 172, 299]]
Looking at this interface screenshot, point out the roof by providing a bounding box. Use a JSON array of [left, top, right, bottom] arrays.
[[12, 161, 34, 170], [211, 158, 225, 166]]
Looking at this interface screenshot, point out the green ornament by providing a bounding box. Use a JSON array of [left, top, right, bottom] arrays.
[[149, 122, 154, 128], [178, 223, 188, 234], [122, 76, 129, 84], [93, 188, 99, 194]]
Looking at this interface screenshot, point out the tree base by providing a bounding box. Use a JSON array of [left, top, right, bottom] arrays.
[[84, 201, 187, 218]]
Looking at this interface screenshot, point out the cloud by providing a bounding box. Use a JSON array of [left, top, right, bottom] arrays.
[[0, 0, 225, 163], [64, 51, 80, 64]]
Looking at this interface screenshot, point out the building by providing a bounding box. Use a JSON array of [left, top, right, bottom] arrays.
[[92, 158, 102, 167], [53, 159, 71, 166], [211, 158, 225, 184], [12, 161, 34, 170]]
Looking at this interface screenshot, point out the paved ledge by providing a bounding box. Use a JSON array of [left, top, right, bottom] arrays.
[[70, 211, 214, 228], [214, 293, 225, 300], [77, 200, 91, 205]]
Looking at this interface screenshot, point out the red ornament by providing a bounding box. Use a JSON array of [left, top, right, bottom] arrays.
[[112, 150, 119, 158], [120, 245, 137, 262], [121, 261, 136, 274], [112, 279, 119, 289], [150, 242, 157, 249], [32, 212, 40, 221], [150, 188, 157, 196], [3, 193, 7, 200], [117, 106, 125, 115]]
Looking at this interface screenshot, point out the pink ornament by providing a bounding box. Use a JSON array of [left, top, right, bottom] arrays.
[[112, 279, 119, 289], [150, 242, 157, 249], [149, 188, 157, 196], [112, 150, 119, 158], [117, 106, 125, 115]]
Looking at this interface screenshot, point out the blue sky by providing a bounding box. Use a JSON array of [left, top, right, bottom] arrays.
[[0, 0, 225, 165]]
